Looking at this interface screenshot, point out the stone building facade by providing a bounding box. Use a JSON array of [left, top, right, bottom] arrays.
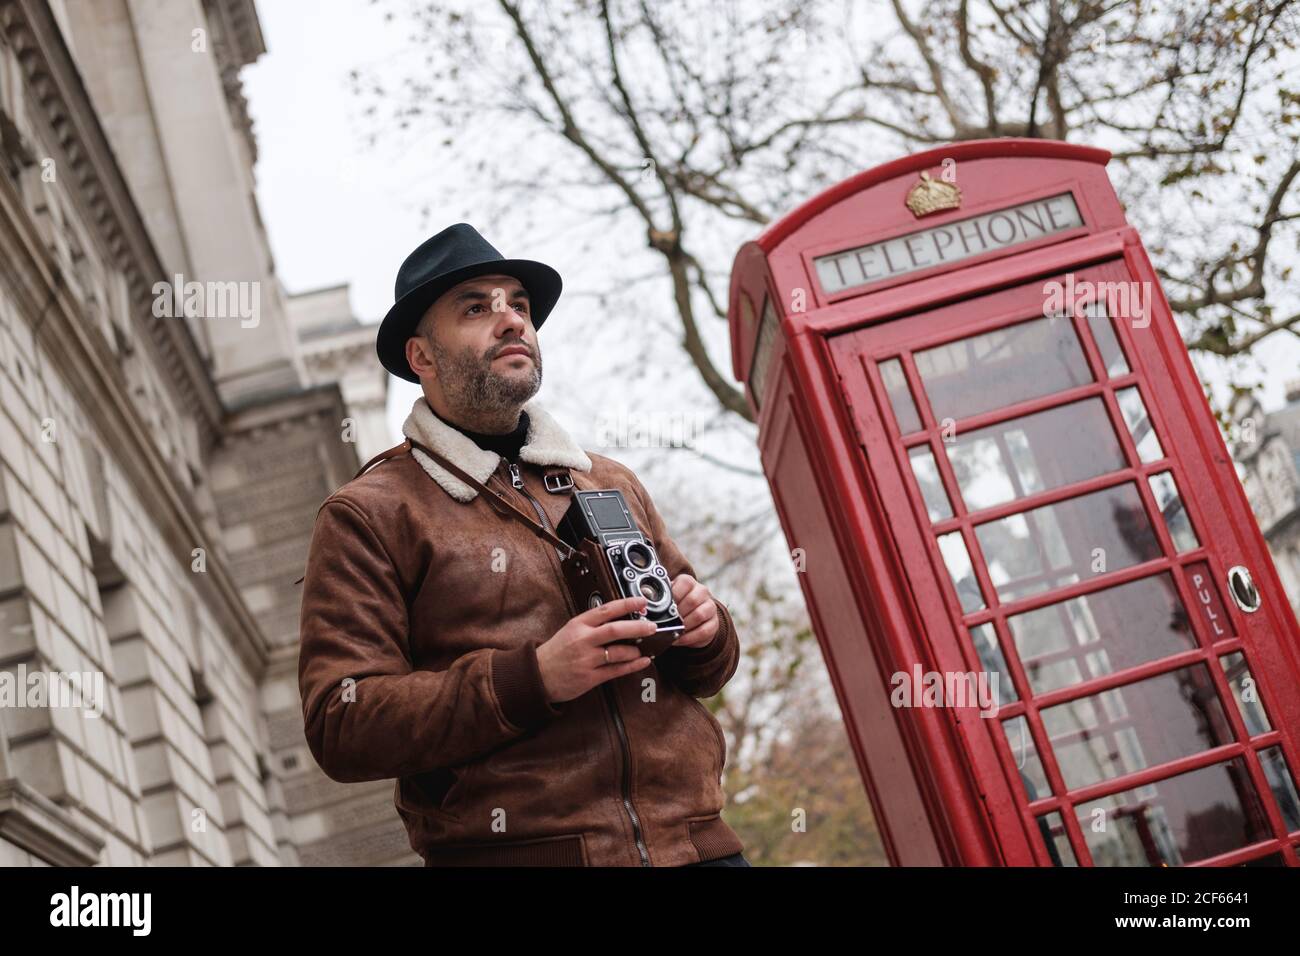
[[287, 283, 391, 465], [0, 0, 400, 866]]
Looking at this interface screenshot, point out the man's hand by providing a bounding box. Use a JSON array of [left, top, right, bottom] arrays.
[[669, 573, 719, 650], [536, 595, 655, 704]]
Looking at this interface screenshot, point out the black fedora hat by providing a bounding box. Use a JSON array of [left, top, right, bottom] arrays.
[[376, 222, 562, 383]]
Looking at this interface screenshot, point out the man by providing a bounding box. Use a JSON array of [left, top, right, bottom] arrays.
[[297, 222, 749, 866]]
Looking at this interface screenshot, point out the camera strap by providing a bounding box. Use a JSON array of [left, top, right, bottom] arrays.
[[404, 437, 576, 556], [292, 436, 576, 586]]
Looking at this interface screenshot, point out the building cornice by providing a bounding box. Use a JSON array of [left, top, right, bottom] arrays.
[[0, 777, 104, 865], [0, 0, 225, 448], [208, 0, 266, 68], [0, 167, 272, 675], [0, 0, 274, 676]]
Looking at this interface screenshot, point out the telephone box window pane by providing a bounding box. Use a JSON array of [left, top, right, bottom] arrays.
[[749, 297, 780, 410], [948, 398, 1125, 512], [1219, 652, 1272, 735], [1147, 471, 1199, 552], [913, 316, 1092, 423], [969, 622, 1017, 704], [1115, 386, 1164, 462], [937, 531, 985, 612], [1035, 812, 1078, 866], [1003, 716, 1049, 801], [908, 446, 952, 520], [1007, 573, 1196, 695], [1042, 664, 1234, 791], [1085, 303, 1130, 377], [975, 483, 1162, 602], [878, 358, 922, 434], [1258, 745, 1300, 832], [1076, 758, 1272, 866]]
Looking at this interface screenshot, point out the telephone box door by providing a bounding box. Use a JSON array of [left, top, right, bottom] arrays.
[[830, 256, 1300, 866]]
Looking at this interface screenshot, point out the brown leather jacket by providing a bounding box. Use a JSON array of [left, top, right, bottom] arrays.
[[297, 399, 744, 866]]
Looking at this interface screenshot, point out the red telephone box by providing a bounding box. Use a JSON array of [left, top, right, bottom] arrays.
[[728, 138, 1300, 867]]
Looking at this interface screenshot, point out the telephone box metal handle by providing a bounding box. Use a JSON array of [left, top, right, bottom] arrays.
[[1226, 565, 1262, 613]]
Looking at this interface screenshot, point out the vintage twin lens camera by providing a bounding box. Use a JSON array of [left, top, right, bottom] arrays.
[[557, 489, 684, 657]]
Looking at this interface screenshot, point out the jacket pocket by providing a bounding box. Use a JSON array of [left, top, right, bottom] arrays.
[[402, 762, 480, 821], [687, 696, 727, 780]]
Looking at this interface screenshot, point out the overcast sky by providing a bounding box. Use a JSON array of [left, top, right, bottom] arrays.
[[244, 0, 432, 441]]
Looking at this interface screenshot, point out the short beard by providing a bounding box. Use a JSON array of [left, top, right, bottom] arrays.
[[425, 332, 542, 431]]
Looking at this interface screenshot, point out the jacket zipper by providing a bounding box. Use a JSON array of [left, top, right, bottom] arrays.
[[604, 683, 651, 865], [499, 459, 652, 867]]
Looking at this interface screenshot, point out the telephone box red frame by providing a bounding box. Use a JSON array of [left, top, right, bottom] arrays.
[[728, 138, 1300, 867]]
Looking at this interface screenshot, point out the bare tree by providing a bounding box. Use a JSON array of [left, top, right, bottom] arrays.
[[355, 0, 1300, 415]]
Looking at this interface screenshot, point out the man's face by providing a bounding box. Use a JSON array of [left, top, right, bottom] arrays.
[[405, 274, 543, 418]]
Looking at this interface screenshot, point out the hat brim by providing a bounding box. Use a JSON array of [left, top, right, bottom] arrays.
[[376, 258, 562, 383]]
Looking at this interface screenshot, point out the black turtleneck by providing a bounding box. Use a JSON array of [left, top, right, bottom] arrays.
[[433, 407, 531, 462]]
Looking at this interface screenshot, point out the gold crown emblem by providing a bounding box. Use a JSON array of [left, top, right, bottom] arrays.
[[905, 171, 962, 217]]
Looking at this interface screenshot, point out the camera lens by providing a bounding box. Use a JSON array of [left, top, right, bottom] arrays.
[[635, 574, 670, 612], [624, 541, 655, 571]]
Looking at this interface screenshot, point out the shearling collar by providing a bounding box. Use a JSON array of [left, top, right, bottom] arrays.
[[402, 396, 592, 502]]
